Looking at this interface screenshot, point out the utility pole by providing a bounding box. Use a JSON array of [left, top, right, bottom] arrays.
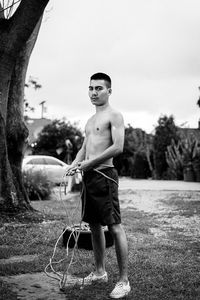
[[39, 101, 46, 119]]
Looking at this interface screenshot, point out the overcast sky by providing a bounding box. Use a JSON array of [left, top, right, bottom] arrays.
[[26, 0, 200, 133]]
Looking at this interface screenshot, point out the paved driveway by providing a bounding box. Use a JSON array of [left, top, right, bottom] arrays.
[[119, 177, 200, 191]]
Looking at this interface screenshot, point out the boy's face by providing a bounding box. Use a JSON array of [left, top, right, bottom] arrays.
[[89, 79, 112, 106]]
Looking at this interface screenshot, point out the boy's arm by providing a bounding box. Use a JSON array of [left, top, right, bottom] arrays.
[[66, 138, 86, 174]]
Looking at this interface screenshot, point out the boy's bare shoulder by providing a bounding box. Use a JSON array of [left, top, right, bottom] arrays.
[[109, 106, 124, 121], [86, 114, 95, 125], [85, 114, 95, 133]]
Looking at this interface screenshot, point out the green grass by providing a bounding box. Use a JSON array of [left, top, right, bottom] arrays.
[[1, 190, 200, 299]]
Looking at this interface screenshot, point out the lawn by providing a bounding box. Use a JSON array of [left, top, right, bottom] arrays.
[[0, 188, 200, 299]]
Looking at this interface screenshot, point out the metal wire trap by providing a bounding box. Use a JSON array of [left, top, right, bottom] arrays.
[[62, 223, 114, 250]]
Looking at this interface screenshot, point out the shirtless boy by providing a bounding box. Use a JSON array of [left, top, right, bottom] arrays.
[[67, 73, 130, 299]]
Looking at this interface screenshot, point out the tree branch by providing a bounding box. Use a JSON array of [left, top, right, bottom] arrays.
[[3, 0, 49, 56]]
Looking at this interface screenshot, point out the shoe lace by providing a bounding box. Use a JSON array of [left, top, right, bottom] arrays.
[[114, 282, 124, 292], [84, 272, 94, 281]]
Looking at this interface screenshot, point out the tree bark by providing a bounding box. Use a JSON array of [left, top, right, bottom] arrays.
[[6, 17, 43, 212], [0, 0, 49, 213]]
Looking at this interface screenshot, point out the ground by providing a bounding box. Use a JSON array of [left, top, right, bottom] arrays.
[[0, 179, 200, 300]]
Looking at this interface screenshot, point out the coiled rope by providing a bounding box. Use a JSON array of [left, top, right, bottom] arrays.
[[44, 166, 118, 290]]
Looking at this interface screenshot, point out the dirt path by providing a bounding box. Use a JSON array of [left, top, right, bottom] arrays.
[[0, 272, 83, 300]]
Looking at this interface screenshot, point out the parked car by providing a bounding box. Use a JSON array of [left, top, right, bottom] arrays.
[[22, 155, 81, 185]]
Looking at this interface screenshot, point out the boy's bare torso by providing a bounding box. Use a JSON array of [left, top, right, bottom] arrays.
[[85, 106, 114, 169]]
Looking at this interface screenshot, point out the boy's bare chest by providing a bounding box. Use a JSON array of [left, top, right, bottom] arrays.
[[86, 115, 111, 135]]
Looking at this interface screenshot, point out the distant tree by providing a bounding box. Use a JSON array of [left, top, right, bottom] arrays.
[[131, 150, 152, 179], [33, 120, 84, 163], [153, 115, 180, 179], [114, 124, 153, 178], [24, 77, 42, 119], [25, 76, 42, 90]]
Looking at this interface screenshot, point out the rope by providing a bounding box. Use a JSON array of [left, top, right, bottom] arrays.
[[93, 168, 118, 186], [44, 166, 118, 290], [44, 169, 86, 289]]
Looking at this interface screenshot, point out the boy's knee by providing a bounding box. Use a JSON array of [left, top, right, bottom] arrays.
[[108, 223, 123, 236]]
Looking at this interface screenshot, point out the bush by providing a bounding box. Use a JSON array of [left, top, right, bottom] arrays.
[[131, 151, 151, 179], [153, 115, 180, 179], [166, 135, 200, 181], [165, 139, 184, 180], [23, 170, 52, 200]]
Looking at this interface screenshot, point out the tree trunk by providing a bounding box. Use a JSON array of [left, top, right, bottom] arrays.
[[0, 112, 18, 211], [0, 0, 49, 213], [6, 17, 43, 212]]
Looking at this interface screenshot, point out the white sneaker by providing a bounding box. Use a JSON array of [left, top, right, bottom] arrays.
[[83, 271, 108, 285], [110, 281, 131, 299]]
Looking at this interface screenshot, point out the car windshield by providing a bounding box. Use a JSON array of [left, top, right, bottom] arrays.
[[27, 158, 46, 165], [44, 157, 63, 166]]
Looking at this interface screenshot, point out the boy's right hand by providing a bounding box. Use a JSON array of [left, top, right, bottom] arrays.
[[65, 163, 80, 176]]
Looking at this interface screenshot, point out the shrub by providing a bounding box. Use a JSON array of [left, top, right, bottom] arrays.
[[131, 151, 151, 179], [23, 170, 52, 200], [166, 135, 200, 181], [165, 140, 184, 180], [153, 115, 180, 179]]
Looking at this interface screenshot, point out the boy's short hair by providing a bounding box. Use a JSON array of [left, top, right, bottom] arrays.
[[90, 72, 112, 88]]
